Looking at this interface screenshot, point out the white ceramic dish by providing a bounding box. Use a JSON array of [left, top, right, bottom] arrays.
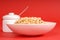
[[7, 22, 56, 35]]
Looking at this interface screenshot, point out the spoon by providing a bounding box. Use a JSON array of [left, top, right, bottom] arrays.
[[19, 6, 29, 16]]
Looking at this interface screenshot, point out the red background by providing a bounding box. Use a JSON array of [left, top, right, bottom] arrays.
[[0, 0, 60, 40]]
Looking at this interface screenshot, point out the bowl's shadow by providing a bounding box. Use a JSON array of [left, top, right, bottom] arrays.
[[0, 32, 44, 38], [17, 34, 44, 37], [0, 31, 58, 38]]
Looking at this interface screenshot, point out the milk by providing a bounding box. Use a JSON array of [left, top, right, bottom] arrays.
[[3, 12, 20, 32]]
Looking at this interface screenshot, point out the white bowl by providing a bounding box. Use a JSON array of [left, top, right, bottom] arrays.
[[7, 22, 56, 35]]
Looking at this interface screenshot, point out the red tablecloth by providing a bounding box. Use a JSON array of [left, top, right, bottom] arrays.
[[0, 0, 60, 40]]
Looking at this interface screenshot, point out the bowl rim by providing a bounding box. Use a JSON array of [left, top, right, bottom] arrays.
[[7, 21, 56, 25]]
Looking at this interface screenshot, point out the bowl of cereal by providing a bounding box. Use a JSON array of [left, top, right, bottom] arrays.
[[7, 17, 56, 35]]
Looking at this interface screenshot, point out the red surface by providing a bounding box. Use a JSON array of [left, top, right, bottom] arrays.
[[0, 0, 60, 40]]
